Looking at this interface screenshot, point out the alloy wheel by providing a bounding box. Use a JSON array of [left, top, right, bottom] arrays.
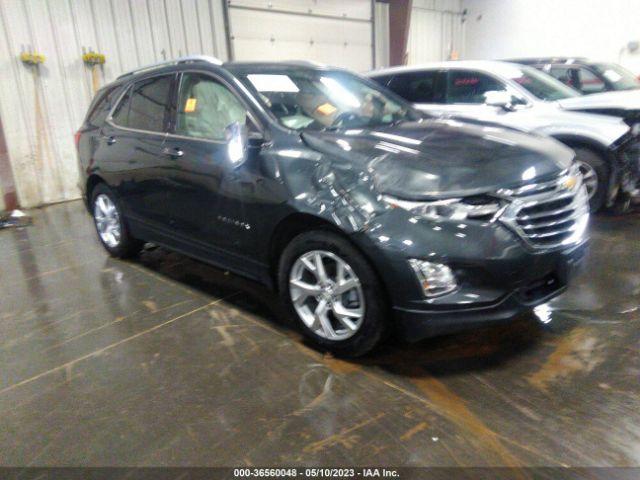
[[94, 194, 121, 248], [289, 250, 365, 340], [578, 161, 598, 200]]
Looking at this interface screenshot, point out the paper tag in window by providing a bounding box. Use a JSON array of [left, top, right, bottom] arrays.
[[184, 98, 197, 112], [316, 103, 337, 116]]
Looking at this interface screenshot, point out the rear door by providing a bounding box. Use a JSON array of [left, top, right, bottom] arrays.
[[100, 74, 175, 229]]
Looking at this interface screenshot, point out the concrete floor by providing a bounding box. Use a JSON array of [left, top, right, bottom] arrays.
[[1, 200, 639, 467]]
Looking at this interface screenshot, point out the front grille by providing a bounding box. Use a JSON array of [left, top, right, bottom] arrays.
[[498, 166, 590, 250]]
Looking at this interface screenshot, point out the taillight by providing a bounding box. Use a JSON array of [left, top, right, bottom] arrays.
[[74, 130, 81, 149]]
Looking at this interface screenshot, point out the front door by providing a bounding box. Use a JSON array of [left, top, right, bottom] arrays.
[[417, 69, 531, 128], [160, 72, 251, 256]]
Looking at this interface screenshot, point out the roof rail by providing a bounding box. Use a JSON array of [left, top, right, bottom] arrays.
[[116, 55, 223, 80]]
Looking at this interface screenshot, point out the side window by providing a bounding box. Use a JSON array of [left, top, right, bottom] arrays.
[[110, 87, 132, 126], [175, 73, 247, 141], [576, 68, 606, 94], [111, 76, 172, 131], [86, 86, 120, 128], [445, 70, 506, 104], [388, 71, 443, 103], [549, 66, 575, 88], [127, 75, 173, 132]]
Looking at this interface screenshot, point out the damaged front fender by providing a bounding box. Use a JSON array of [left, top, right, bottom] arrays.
[[267, 145, 386, 234]]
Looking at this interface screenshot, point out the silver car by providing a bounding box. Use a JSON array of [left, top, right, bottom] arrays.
[[368, 61, 640, 212]]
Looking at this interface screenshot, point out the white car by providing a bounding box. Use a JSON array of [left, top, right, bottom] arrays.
[[368, 61, 640, 212]]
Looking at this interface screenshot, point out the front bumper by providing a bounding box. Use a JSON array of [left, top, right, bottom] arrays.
[[352, 207, 589, 342], [393, 240, 588, 340]]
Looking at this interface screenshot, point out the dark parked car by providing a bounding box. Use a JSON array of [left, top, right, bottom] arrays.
[[76, 56, 590, 356], [508, 57, 640, 95]]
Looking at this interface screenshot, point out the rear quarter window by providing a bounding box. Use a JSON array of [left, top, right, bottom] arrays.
[[85, 86, 121, 128]]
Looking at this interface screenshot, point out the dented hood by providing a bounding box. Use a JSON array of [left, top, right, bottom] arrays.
[[302, 119, 574, 200]]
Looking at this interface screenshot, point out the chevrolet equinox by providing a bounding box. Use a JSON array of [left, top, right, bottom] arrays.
[[77, 56, 590, 356]]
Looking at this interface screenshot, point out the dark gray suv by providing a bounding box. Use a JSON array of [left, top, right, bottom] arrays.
[[76, 56, 590, 356]]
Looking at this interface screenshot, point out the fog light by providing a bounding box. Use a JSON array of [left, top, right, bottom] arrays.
[[408, 259, 457, 297]]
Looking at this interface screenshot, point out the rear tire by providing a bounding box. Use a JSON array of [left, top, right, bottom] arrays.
[[91, 183, 143, 258], [574, 147, 608, 212], [278, 230, 388, 357]]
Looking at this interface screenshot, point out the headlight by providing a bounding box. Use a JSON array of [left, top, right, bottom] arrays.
[[383, 195, 501, 221]]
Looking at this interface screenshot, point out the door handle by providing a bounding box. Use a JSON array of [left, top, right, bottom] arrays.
[[106, 136, 116, 145], [161, 147, 184, 158]]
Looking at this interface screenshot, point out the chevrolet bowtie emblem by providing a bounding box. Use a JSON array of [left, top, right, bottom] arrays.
[[563, 176, 577, 190]]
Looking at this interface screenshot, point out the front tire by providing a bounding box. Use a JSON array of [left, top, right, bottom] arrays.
[[278, 230, 388, 357], [91, 183, 143, 258]]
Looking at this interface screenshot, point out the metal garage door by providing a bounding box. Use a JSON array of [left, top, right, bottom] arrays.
[[227, 0, 375, 72], [407, 0, 464, 63]]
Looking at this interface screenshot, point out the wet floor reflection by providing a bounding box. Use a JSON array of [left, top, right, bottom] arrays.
[[0, 201, 639, 466]]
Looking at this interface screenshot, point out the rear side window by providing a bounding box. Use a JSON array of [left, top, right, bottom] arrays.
[[388, 71, 443, 103], [446, 70, 506, 104], [111, 75, 173, 132]]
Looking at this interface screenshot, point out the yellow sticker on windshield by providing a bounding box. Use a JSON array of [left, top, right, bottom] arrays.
[[184, 98, 197, 112], [316, 103, 337, 116]]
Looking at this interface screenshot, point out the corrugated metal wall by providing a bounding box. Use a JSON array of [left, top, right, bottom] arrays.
[[407, 0, 464, 64], [0, 0, 228, 208], [374, 0, 389, 69]]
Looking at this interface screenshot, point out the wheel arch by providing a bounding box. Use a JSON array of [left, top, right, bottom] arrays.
[[551, 134, 610, 160], [85, 174, 106, 209], [267, 213, 391, 305], [268, 213, 341, 284], [551, 134, 618, 204]]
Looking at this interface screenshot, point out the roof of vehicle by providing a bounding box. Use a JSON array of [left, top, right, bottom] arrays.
[[115, 55, 224, 80], [115, 56, 339, 82], [505, 57, 591, 66], [223, 60, 331, 70], [367, 60, 532, 77]]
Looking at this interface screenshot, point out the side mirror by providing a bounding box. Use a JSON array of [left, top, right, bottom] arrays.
[[224, 121, 248, 167], [484, 90, 514, 110]]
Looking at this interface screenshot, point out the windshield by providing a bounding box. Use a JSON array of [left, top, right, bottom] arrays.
[[237, 69, 415, 131], [592, 63, 640, 91], [503, 65, 580, 101]]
